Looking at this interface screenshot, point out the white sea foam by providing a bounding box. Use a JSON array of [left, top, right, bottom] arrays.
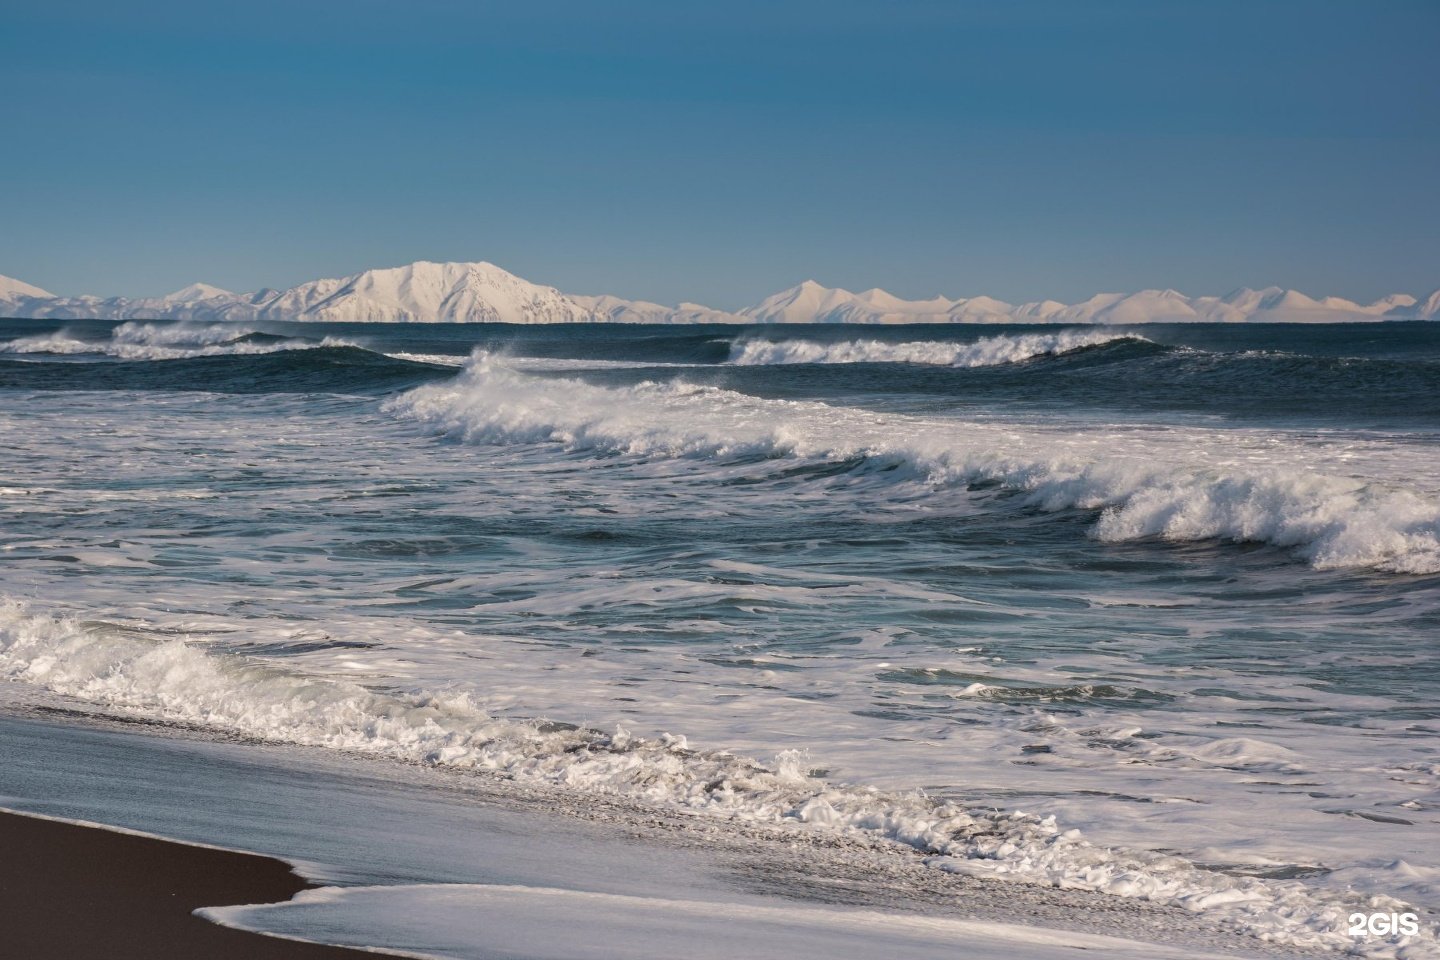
[[385, 353, 1440, 573], [727, 329, 1141, 366], [205, 883, 1236, 960], [0, 322, 351, 360], [385, 351, 467, 367], [383, 352, 688, 371], [112, 321, 260, 347], [0, 598, 1432, 957], [7, 388, 1435, 931]]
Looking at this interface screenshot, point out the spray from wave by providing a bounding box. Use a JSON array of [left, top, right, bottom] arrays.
[[0, 322, 352, 361], [727, 329, 1143, 367], [385, 353, 1440, 574], [0, 598, 1429, 957]]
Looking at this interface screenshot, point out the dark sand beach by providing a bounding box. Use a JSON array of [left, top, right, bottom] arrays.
[[0, 810, 383, 960]]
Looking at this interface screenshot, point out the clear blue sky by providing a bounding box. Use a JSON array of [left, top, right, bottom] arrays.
[[4, 0, 1437, 308]]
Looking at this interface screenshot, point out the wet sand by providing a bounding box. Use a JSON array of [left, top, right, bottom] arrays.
[[0, 810, 387, 960]]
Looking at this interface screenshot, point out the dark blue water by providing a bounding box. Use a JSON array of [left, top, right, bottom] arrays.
[[1, 316, 1438, 947], [5, 318, 1439, 428]]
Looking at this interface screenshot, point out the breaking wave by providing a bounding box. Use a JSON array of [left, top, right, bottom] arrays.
[[0, 598, 1430, 957], [385, 353, 1440, 574], [0, 321, 351, 361], [727, 329, 1143, 367]]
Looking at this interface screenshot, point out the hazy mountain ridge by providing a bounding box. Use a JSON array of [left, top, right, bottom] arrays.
[[2, 261, 1435, 324]]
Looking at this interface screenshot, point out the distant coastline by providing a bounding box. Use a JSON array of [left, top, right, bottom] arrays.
[[3, 260, 1437, 326]]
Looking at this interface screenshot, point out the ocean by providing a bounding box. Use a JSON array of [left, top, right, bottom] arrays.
[[1, 317, 1438, 957]]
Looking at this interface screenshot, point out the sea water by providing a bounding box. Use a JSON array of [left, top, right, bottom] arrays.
[[1, 317, 1437, 956]]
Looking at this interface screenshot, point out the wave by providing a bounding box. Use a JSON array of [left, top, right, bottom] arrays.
[[1108, 349, 1440, 422], [727, 330, 1143, 367], [112, 320, 266, 347], [722, 334, 1440, 425], [385, 353, 1440, 574], [1, 598, 1429, 956], [0, 321, 350, 361], [0, 344, 452, 395]]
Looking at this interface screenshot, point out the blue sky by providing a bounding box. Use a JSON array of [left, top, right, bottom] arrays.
[[5, 1, 1437, 308]]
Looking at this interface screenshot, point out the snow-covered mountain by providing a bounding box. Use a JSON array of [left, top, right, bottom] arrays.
[[1, 262, 1436, 325], [256, 261, 596, 324], [0, 262, 597, 325], [736, 281, 1440, 325], [0, 274, 56, 302], [163, 282, 236, 303], [569, 294, 744, 325], [740, 281, 1015, 324]]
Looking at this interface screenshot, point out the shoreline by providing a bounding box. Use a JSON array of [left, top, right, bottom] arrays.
[[0, 700, 1311, 960], [0, 808, 392, 960]]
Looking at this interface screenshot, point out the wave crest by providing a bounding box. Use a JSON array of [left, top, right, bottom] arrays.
[[727, 330, 1144, 367], [386, 354, 1440, 574], [0, 322, 352, 360]]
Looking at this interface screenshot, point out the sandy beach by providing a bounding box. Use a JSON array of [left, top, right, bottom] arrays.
[[0, 705, 1317, 960], [0, 809, 383, 960]]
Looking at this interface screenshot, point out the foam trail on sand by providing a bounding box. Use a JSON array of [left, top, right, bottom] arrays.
[[203, 883, 1241, 960], [727, 329, 1142, 366], [385, 353, 1440, 573], [0, 598, 1433, 957]]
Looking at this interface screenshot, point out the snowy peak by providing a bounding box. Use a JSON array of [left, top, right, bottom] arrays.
[[1089, 290, 1198, 324], [1423, 290, 1440, 318], [743, 281, 976, 324], [1368, 293, 1416, 312], [1259, 289, 1320, 311], [163, 282, 235, 302], [1011, 299, 1068, 320], [854, 287, 918, 310], [275, 260, 590, 324], [1401, 288, 1440, 320], [0, 273, 56, 301], [1221, 287, 1276, 309], [742, 281, 857, 324], [226, 260, 595, 325], [1220, 286, 1320, 312]]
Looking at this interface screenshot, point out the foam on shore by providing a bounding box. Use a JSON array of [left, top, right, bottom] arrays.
[[2, 598, 1433, 957]]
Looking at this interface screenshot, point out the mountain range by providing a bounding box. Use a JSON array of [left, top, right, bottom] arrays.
[[2, 261, 1437, 325]]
